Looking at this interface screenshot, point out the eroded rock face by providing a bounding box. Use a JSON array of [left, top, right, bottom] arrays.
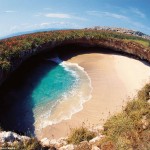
[[41, 137, 68, 149], [89, 136, 103, 144], [0, 35, 150, 87], [40, 135, 104, 150], [59, 144, 74, 150], [41, 138, 50, 147]]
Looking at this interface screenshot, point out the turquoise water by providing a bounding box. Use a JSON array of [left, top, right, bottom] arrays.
[[32, 63, 76, 108]]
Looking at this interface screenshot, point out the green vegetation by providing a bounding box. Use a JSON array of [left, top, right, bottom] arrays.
[[0, 59, 10, 70], [0, 29, 150, 70], [135, 40, 150, 47], [125, 39, 150, 47], [12, 138, 42, 150], [67, 126, 96, 144], [98, 84, 150, 150], [67, 84, 150, 149], [138, 84, 150, 101]]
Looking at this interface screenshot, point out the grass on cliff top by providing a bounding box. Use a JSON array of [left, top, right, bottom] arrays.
[[97, 84, 150, 150], [67, 126, 96, 144], [125, 39, 150, 48], [0, 29, 150, 70]]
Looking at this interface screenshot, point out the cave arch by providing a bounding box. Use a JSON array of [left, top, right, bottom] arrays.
[[0, 38, 150, 135]]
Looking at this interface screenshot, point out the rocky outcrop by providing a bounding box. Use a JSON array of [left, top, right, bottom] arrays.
[[86, 26, 150, 40], [0, 131, 30, 143], [39, 125, 104, 149], [40, 135, 103, 150], [59, 144, 74, 150], [0, 131, 30, 147], [41, 137, 68, 148], [89, 136, 103, 144], [0, 131, 100, 149], [141, 115, 149, 130]]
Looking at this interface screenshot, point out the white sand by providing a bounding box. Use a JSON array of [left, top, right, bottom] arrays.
[[36, 53, 150, 140]]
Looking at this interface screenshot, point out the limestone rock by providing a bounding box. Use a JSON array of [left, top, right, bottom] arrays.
[[59, 144, 74, 150], [0, 131, 30, 143], [41, 137, 67, 148], [89, 135, 103, 144], [50, 139, 58, 145], [141, 116, 149, 129], [41, 138, 50, 147], [56, 137, 67, 148], [92, 145, 100, 150]]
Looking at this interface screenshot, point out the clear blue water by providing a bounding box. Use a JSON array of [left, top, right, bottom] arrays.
[[31, 63, 76, 108]]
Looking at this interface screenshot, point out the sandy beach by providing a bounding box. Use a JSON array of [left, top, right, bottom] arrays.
[[36, 53, 150, 140]]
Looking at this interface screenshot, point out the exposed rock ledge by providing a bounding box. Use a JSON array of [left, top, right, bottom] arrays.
[[0, 125, 103, 149], [0, 131, 30, 147]]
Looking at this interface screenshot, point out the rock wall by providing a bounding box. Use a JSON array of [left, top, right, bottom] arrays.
[[0, 38, 150, 87]]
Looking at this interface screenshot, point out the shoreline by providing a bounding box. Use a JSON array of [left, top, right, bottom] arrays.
[[34, 61, 93, 130], [35, 53, 150, 140]]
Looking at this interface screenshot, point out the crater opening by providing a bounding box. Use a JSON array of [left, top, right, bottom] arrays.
[[0, 44, 149, 138]]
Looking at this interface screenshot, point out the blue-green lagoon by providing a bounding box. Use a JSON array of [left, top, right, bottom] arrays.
[[0, 57, 92, 135]]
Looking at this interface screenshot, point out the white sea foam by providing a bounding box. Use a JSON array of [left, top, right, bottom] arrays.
[[34, 57, 93, 131]]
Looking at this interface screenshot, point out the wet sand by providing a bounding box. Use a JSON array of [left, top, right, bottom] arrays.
[[36, 53, 150, 140]]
